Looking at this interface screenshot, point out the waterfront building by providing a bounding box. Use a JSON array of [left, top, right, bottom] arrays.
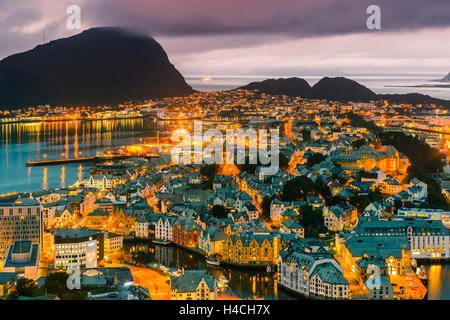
[[338, 234, 411, 275], [397, 207, 450, 228], [84, 174, 114, 191], [222, 231, 295, 265], [170, 270, 217, 300], [135, 215, 151, 239], [155, 214, 177, 241], [0, 197, 43, 259], [53, 228, 103, 269], [172, 217, 202, 247], [278, 238, 349, 299], [198, 226, 228, 256], [354, 218, 450, 260], [2, 240, 40, 280]]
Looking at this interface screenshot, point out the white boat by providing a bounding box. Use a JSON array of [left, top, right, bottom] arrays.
[[152, 238, 170, 245], [206, 255, 220, 266]]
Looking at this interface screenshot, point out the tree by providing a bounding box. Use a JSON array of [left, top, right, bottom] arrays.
[[211, 204, 226, 218], [44, 272, 70, 298], [261, 196, 272, 221], [381, 131, 444, 174], [281, 176, 318, 201], [7, 277, 38, 299], [297, 205, 328, 238], [279, 153, 290, 171], [351, 138, 366, 149], [200, 164, 218, 180], [306, 152, 326, 167], [301, 129, 311, 142]]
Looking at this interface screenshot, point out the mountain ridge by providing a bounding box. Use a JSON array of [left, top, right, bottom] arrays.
[[238, 76, 450, 107], [0, 27, 194, 109]]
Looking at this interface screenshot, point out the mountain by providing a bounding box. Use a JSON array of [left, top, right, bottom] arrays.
[[378, 93, 450, 108], [238, 76, 450, 107], [0, 27, 194, 108], [310, 77, 378, 102], [238, 77, 311, 97], [239, 76, 378, 102], [440, 72, 450, 82]]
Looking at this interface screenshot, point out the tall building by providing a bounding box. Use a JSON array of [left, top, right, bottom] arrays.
[[0, 197, 43, 259]]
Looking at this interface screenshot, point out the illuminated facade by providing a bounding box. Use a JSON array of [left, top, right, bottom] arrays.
[[0, 197, 43, 259], [53, 228, 102, 269], [170, 270, 217, 300]]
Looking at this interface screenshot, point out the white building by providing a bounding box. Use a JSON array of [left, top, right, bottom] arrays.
[[53, 229, 99, 269], [155, 215, 177, 241], [135, 216, 151, 239], [84, 174, 113, 190], [355, 219, 450, 260], [397, 208, 450, 228]]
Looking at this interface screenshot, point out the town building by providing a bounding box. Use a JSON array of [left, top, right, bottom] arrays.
[[2, 240, 40, 280], [0, 197, 43, 259], [170, 270, 217, 300], [53, 228, 103, 269]]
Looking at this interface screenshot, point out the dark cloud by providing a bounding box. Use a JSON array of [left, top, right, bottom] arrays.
[[80, 0, 450, 37], [0, 0, 449, 75]]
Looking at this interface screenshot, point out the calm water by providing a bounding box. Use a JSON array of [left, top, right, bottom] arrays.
[[126, 241, 450, 300], [0, 119, 162, 194], [124, 241, 299, 300], [426, 265, 450, 300], [186, 74, 450, 100]]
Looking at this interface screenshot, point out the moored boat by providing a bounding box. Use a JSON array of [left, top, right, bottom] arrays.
[[416, 265, 428, 284], [206, 254, 220, 266], [152, 238, 170, 245]]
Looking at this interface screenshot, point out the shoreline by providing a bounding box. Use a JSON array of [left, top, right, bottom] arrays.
[[125, 238, 277, 271]]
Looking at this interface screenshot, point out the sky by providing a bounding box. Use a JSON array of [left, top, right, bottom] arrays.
[[1, 0, 450, 77]]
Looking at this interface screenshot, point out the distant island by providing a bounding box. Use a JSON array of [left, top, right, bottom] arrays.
[[0, 27, 194, 109], [435, 72, 450, 82], [238, 76, 450, 107]]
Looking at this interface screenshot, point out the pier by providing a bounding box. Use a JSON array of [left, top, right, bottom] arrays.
[[25, 155, 130, 167]]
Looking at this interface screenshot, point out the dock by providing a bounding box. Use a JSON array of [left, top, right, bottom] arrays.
[[25, 155, 131, 167]]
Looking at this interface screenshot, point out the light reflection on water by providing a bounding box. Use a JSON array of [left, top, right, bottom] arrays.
[[124, 241, 299, 300], [426, 264, 450, 300], [0, 119, 159, 194]]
